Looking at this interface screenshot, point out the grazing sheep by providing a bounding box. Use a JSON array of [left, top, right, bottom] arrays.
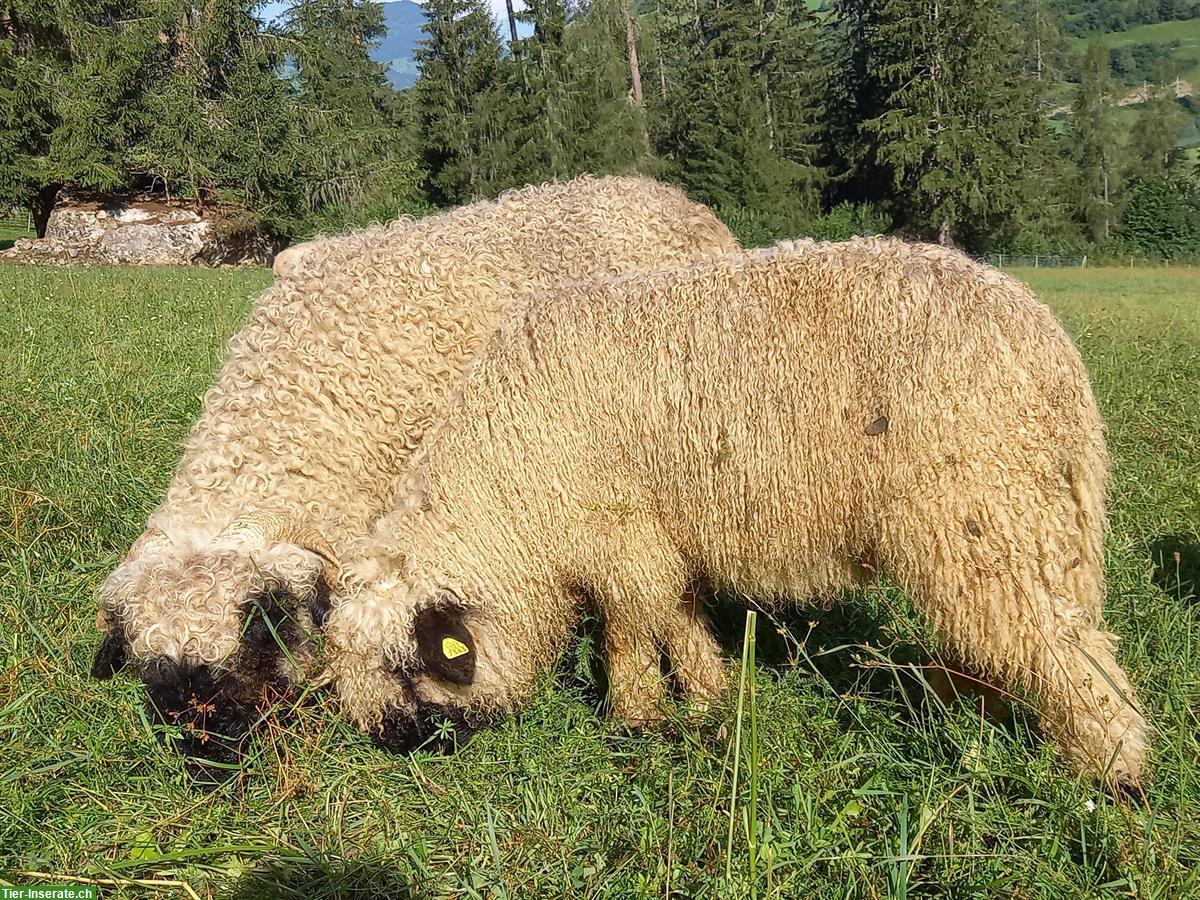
[[91, 176, 739, 779], [329, 237, 1148, 789]]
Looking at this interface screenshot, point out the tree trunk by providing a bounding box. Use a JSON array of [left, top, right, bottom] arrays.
[[760, 0, 774, 150], [31, 184, 59, 239], [1034, 0, 1043, 81], [504, 0, 519, 53], [1102, 168, 1110, 241], [623, 2, 643, 106], [938, 215, 951, 246]]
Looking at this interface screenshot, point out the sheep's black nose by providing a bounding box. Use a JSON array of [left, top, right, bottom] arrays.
[[373, 700, 477, 755]]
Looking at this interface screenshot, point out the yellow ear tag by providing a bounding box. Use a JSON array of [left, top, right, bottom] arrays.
[[442, 637, 470, 660]]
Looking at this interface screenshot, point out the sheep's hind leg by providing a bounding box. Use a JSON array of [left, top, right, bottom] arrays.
[[882, 496, 1148, 788]]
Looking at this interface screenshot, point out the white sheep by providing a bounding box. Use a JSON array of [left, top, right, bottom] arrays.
[[92, 176, 739, 778], [328, 237, 1147, 789]]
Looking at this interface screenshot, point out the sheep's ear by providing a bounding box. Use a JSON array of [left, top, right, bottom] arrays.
[[91, 623, 129, 679], [413, 604, 476, 686]]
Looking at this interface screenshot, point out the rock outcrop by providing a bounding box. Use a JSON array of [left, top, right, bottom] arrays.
[[1, 197, 279, 266]]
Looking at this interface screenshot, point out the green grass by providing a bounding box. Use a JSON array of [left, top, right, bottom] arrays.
[[1, 263, 1199, 898], [0, 217, 33, 250], [1094, 17, 1200, 89]]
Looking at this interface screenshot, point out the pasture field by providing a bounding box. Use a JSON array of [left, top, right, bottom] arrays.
[[1, 264, 1198, 898]]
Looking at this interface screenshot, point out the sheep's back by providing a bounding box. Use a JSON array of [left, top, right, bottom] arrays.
[[470, 237, 1101, 599], [157, 176, 737, 553]]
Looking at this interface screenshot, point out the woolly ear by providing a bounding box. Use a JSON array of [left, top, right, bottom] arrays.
[[91, 622, 129, 680], [413, 603, 476, 686]]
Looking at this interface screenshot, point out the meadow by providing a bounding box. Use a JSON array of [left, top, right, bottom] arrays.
[[0, 263, 1198, 898]]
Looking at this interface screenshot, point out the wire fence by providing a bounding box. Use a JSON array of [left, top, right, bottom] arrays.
[[984, 253, 1088, 268], [0, 208, 34, 244]]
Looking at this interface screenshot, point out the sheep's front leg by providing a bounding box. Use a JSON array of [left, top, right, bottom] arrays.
[[590, 527, 686, 725], [663, 593, 727, 711], [604, 612, 667, 726], [593, 535, 725, 725]]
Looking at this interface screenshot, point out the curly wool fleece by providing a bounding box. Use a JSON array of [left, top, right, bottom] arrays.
[[331, 236, 1147, 788], [95, 176, 739, 686]]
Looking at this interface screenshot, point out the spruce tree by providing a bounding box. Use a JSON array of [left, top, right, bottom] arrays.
[[0, 0, 165, 233], [277, 0, 417, 220], [1128, 61, 1188, 176], [562, 0, 651, 175], [414, 0, 513, 204], [1012, 0, 1068, 85], [511, 0, 574, 182], [1, 0, 315, 236], [0, 0, 66, 233], [847, 0, 1045, 245], [1069, 39, 1123, 243], [652, 0, 825, 224]]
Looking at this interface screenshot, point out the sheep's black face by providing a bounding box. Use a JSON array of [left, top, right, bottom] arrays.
[[91, 620, 130, 679], [412, 604, 477, 686], [131, 580, 326, 786], [373, 698, 479, 755], [369, 602, 484, 755], [142, 658, 259, 786]]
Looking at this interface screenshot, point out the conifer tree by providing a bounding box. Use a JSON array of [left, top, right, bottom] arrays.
[[277, 0, 417, 219], [652, 0, 825, 223], [845, 0, 1044, 244], [0, 0, 164, 233], [1128, 61, 1188, 175], [1012, 0, 1069, 84], [1069, 39, 1124, 242], [562, 0, 650, 175], [414, 0, 513, 205], [511, 0, 574, 181], [1, 0, 312, 235], [0, 0, 67, 234]]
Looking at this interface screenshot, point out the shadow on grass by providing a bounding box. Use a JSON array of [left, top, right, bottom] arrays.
[[222, 857, 432, 899], [705, 589, 1018, 730], [1147, 533, 1200, 605], [555, 584, 1024, 733]]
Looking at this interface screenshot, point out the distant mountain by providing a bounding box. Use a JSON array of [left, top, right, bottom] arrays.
[[372, 0, 426, 89]]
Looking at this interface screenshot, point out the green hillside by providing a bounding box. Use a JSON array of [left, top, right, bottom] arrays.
[[1075, 15, 1200, 87], [1058, 15, 1200, 149]]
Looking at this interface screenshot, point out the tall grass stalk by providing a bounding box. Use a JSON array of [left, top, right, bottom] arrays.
[[725, 610, 758, 895]]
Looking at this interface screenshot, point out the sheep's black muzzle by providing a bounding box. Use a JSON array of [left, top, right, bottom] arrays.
[[94, 580, 328, 785], [373, 700, 478, 755], [142, 659, 267, 787], [139, 581, 319, 786]]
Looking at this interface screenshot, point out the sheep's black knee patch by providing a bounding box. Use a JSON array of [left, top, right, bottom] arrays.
[[373, 700, 478, 755], [142, 658, 257, 787], [91, 620, 129, 679]]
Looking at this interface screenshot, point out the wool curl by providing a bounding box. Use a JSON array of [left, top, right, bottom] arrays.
[[330, 236, 1148, 788], [96, 175, 739, 682]]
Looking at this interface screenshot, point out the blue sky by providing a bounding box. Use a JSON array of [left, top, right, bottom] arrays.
[[259, 0, 525, 29]]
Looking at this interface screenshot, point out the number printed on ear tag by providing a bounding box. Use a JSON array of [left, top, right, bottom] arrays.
[[442, 637, 470, 660]]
